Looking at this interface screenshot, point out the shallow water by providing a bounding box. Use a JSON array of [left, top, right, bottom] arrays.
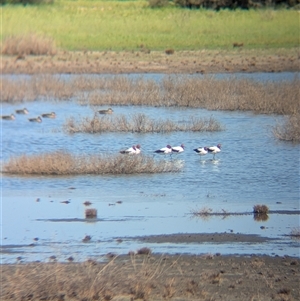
[[1, 73, 299, 263]]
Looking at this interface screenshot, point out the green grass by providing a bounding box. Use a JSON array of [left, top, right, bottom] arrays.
[[1, 0, 298, 51]]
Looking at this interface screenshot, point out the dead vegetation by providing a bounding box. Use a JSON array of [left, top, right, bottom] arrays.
[[85, 208, 97, 219], [2, 151, 181, 175], [1, 254, 299, 301], [1, 75, 299, 142], [191, 205, 272, 221], [63, 113, 222, 134], [1, 75, 298, 115], [272, 113, 300, 142], [1, 34, 56, 56], [289, 227, 300, 240]]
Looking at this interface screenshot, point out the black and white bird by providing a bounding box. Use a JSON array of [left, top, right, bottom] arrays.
[[120, 144, 141, 155], [154, 145, 172, 155], [172, 144, 185, 154], [193, 146, 208, 158], [207, 144, 221, 160]]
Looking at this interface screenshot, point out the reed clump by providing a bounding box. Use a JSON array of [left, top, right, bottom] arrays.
[[2, 151, 181, 175], [63, 113, 222, 134], [272, 113, 300, 143], [2, 75, 298, 116], [253, 205, 269, 214], [85, 209, 97, 219], [253, 204, 269, 221], [1, 34, 57, 56]]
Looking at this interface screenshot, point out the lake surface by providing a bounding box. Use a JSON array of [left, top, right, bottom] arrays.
[[1, 73, 299, 263]]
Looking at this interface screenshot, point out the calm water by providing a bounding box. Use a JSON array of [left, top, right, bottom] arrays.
[[1, 73, 299, 263]]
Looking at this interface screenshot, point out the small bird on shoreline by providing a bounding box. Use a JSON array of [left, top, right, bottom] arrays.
[[154, 145, 172, 155], [28, 116, 42, 123], [120, 144, 141, 154], [15, 108, 29, 114], [207, 144, 221, 160], [41, 112, 56, 118], [172, 144, 185, 154], [98, 108, 113, 114], [1, 114, 16, 120], [193, 146, 208, 158]]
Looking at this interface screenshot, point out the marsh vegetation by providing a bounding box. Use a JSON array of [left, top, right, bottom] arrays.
[[64, 113, 222, 134], [2, 75, 299, 141], [2, 151, 182, 175], [2, 75, 299, 116]]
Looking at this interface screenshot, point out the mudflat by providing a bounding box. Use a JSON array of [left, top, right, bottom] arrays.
[[1, 48, 299, 74], [1, 253, 299, 301]]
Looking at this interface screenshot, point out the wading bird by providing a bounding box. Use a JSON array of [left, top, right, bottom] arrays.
[[120, 144, 141, 154], [207, 144, 221, 160], [154, 145, 172, 155], [172, 144, 185, 154], [193, 146, 208, 158]]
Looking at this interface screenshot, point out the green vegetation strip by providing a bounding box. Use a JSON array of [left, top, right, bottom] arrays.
[[1, 1, 298, 51]]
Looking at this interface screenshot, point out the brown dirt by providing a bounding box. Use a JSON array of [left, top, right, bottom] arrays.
[[1, 48, 299, 74], [1, 253, 299, 301]]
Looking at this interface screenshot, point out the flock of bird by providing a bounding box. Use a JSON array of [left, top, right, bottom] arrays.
[[120, 143, 222, 160], [1, 108, 56, 122], [2, 106, 221, 160], [2, 107, 113, 121]]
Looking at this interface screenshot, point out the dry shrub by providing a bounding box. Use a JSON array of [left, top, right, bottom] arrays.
[[1, 34, 56, 56], [290, 227, 300, 239], [253, 205, 269, 214], [1, 75, 299, 117], [1, 75, 75, 103], [165, 48, 175, 55], [2, 151, 181, 175], [253, 204, 269, 221], [137, 247, 152, 255], [272, 113, 300, 142], [64, 113, 222, 134], [85, 209, 97, 219]]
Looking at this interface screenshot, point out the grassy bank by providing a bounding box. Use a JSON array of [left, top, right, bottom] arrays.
[[1, 0, 299, 51]]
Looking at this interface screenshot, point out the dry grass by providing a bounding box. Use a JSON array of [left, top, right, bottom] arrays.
[[2, 151, 181, 175], [253, 205, 269, 222], [1, 34, 56, 56], [253, 205, 269, 214], [1, 255, 299, 301], [289, 227, 300, 240], [272, 113, 300, 143], [85, 209, 97, 219], [63, 113, 222, 134], [1, 75, 299, 116]]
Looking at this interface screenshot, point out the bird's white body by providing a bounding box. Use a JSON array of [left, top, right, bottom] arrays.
[[120, 144, 141, 155], [193, 147, 208, 156], [172, 144, 185, 154], [154, 145, 172, 154], [207, 144, 221, 159]]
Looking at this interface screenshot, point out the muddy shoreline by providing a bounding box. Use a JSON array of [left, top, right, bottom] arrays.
[[1, 253, 299, 301], [126, 232, 278, 244], [1, 48, 299, 74]]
